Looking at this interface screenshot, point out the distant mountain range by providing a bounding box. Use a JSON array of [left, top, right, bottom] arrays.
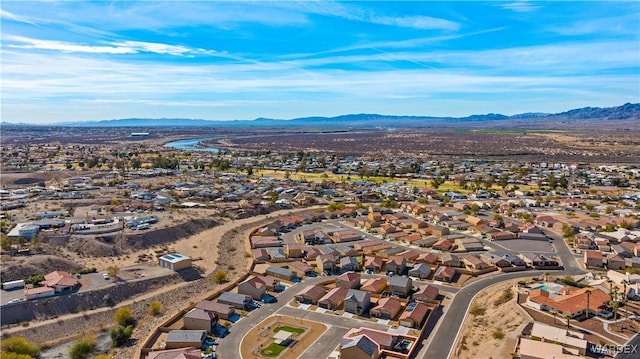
[[4, 103, 639, 129]]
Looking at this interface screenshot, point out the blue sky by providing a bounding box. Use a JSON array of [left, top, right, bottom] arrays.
[[2, 1, 639, 123]]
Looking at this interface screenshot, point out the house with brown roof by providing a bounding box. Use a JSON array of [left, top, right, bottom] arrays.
[[432, 239, 453, 251], [285, 243, 304, 258], [250, 236, 281, 249], [288, 260, 315, 277], [336, 271, 362, 289], [237, 276, 267, 300], [606, 254, 626, 270], [463, 254, 489, 271], [434, 266, 456, 282], [295, 285, 326, 304], [364, 256, 384, 273], [415, 252, 438, 265], [413, 284, 439, 303], [316, 253, 339, 274], [318, 287, 349, 310], [439, 253, 461, 267], [361, 278, 388, 294], [399, 302, 430, 328], [480, 253, 511, 268], [583, 250, 604, 268], [252, 248, 270, 263], [183, 308, 217, 333], [195, 300, 235, 320], [339, 256, 361, 272], [385, 255, 407, 274], [370, 297, 402, 319]]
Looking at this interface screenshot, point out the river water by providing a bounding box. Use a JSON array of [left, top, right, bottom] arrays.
[[164, 137, 219, 152]]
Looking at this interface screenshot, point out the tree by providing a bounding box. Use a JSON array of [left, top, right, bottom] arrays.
[[1, 336, 40, 357], [114, 307, 133, 326], [107, 266, 120, 280], [148, 300, 163, 316], [561, 223, 575, 238], [564, 314, 572, 328], [110, 325, 133, 347], [69, 334, 96, 359], [430, 176, 444, 189], [213, 270, 228, 284]]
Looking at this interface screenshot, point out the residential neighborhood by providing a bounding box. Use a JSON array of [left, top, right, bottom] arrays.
[[1, 135, 640, 359]]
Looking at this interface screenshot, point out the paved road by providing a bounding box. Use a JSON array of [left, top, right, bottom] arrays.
[[423, 233, 585, 359]]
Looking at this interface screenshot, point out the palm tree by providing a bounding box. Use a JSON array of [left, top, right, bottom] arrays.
[[564, 314, 572, 328], [552, 311, 557, 325]]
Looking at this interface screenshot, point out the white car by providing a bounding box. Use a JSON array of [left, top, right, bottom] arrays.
[[103, 273, 110, 280], [8, 298, 24, 304]]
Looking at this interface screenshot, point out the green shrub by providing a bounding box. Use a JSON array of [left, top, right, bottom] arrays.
[[114, 307, 133, 326], [0, 336, 40, 357], [492, 329, 505, 340], [110, 325, 133, 347], [469, 304, 486, 316], [493, 288, 514, 307], [148, 301, 163, 316]]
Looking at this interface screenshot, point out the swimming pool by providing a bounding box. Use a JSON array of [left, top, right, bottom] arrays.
[[533, 285, 552, 291]]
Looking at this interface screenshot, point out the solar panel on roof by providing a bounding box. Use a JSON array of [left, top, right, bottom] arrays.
[[164, 254, 175, 260], [405, 302, 416, 311], [173, 253, 183, 258]]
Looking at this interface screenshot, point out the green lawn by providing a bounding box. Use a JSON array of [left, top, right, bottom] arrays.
[[260, 343, 287, 357], [274, 326, 305, 334]]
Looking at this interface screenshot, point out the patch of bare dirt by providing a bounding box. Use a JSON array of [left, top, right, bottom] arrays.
[[452, 281, 526, 359]]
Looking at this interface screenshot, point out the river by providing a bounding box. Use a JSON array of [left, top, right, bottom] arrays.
[[164, 137, 219, 152]]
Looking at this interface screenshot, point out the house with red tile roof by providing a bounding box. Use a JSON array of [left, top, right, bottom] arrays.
[[606, 254, 626, 270], [434, 266, 456, 282], [415, 252, 438, 265], [527, 287, 610, 318], [413, 284, 439, 303], [336, 271, 362, 289], [385, 255, 407, 274], [583, 250, 604, 268], [370, 297, 402, 319], [318, 287, 349, 310], [237, 276, 266, 300], [364, 256, 384, 273], [399, 302, 431, 328], [295, 285, 326, 304], [361, 278, 387, 294], [41, 271, 79, 293]]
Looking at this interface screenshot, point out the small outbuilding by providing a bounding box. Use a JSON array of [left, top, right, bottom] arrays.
[[159, 253, 192, 271]]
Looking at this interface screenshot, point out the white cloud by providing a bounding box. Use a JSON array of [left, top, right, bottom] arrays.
[[499, 1, 542, 13], [276, 1, 460, 31], [3, 35, 219, 56]]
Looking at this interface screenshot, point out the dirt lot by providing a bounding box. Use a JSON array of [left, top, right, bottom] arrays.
[[452, 281, 526, 359]]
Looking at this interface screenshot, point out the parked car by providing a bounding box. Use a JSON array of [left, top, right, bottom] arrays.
[[7, 298, 24, 304], [102, 273, 110, 280]]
